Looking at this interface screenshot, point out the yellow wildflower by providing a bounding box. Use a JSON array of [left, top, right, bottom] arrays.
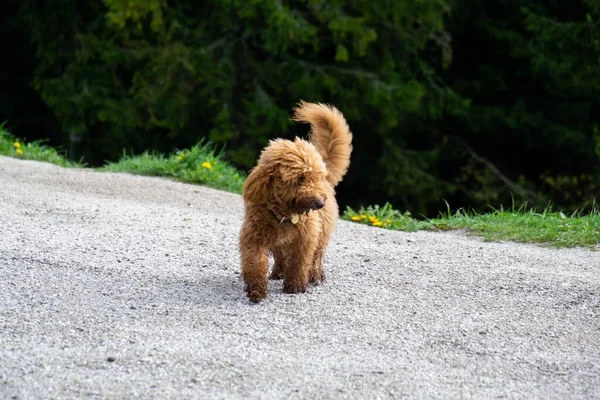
[[351, 216, 361, 221], [16, 148, 23, 155], [369, 216, 378, 222], [373, 221, 383, 227], [386, 219, 391, 224], [202, 161, 212, 169], [13, 141, 21, 148], [360, 214, 367, 219]]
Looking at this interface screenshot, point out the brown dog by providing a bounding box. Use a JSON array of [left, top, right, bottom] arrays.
[[239, 101, 353, 302]]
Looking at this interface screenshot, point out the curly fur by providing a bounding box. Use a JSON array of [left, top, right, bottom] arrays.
[[239, 101, 353, 303]]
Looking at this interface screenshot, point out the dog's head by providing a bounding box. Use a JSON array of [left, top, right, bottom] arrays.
[[243, 138, 328, 216]]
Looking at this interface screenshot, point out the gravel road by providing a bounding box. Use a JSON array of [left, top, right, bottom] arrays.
[[1, 156, 599, 399]]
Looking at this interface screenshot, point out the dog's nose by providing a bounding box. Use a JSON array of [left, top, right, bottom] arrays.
[[314, 198, 325, 210]]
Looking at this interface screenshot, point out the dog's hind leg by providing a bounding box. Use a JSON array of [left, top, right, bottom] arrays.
[[283, 234, 318, 294], [269, 248, 286, 280], [308, 249, 325, 285]]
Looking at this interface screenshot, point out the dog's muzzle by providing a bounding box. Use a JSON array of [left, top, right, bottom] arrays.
[[293, 195, 327, 211]]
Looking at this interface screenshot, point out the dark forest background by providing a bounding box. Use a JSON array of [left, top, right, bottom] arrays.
[[1, 0, 599, 217]]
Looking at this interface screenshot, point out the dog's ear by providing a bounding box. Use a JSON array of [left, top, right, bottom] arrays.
[[242, 164, 272, 205]]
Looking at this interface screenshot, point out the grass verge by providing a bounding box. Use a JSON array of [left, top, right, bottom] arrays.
[[342, 203, 600, 249], [0, 124, 80, 167], [101, 141, 245, 193], [3, 125, 597, 248], [1, 125, 244, 194]]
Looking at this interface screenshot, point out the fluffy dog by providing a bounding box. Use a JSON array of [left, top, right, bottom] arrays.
[[239, 101, 353, 303]]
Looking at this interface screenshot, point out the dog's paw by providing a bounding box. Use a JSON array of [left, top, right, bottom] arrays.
[[283, 281, 308, 294], [308, 270, 326, 285], [246, 286, 268, 303]]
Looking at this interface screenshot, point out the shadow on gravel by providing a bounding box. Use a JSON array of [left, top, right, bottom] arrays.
[[154, 272, 245, 306]]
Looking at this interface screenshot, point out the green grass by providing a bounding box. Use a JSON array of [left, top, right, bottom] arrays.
[[100, 141, 245, 193], [0, 124, 80, 167], [1, 125, 244, 194], [343, 202, 600, 249]]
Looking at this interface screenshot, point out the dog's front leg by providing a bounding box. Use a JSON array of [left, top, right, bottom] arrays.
[[240, 241, 269, 303]]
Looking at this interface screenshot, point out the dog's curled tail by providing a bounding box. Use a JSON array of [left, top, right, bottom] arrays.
[[292, 101, 353, 187]]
